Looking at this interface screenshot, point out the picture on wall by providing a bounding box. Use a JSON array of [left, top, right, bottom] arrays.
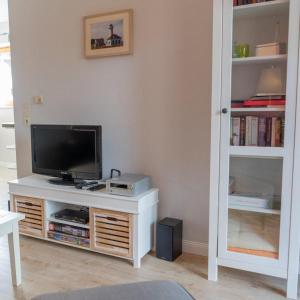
[[84, 9, 133, 58]]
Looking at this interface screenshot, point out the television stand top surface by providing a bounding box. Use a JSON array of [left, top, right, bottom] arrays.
[[8, 174, 158, 201]]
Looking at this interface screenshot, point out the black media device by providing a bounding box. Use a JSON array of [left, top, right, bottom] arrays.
[[54, 208, 89, 225], [156, 218, 183, 261], [31, 124, 102, 185]]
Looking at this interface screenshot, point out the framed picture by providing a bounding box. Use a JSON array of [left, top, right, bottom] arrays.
[[84, 9, 133, 58]]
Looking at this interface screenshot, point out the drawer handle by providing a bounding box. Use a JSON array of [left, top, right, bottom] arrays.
[[106, 217, 118, 222]]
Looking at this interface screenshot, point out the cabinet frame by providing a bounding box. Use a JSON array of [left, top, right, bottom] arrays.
[[209, 0, 300, 298]]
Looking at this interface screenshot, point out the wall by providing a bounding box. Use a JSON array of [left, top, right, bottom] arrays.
[[0, 21, 9, 44], [8, 0, 213, 246], [0, 108, 16, 167], [0, 0, 16, 173], [0, 0, 8, 23]]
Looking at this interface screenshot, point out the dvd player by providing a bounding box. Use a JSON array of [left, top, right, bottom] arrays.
[[53, 208, 89, 224]]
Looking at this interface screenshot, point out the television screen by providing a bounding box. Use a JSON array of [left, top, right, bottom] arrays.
[[31, 125, 102, 182]]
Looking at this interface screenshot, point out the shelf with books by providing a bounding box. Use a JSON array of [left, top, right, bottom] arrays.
[[47, 221, 90, 248], [47, 231, 90, 248], [232, 54, 287, 65], [230, 146, 284, 157], [47, 217, 90, 229], [233, 0, 289, 19], [231, 115, 284, 147]]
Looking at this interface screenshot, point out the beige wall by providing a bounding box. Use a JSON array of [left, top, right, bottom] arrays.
[[8, 0, 213, 244]]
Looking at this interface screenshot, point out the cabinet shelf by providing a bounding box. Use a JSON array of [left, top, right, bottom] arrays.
[[230, 146, 284, 158], [231, 107, 285, 113], [47, 217, 90, 229], [229, 204, 280, 215], [232, 55, 287, 65], [233, 0, 289, 19]]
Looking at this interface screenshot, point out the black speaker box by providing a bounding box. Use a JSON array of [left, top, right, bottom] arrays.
[[156, 217, 182, 261]]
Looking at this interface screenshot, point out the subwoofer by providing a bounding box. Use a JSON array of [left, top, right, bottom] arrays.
[[156, 218, 182, 261]]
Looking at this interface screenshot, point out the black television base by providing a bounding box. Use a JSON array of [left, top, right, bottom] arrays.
[[48, 178, 75, 186], [48, 174, 78, 186]]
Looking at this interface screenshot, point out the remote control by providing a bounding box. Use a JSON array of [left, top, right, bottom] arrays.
[[76, 181, 98, 189], [86, 183, 106, 191]]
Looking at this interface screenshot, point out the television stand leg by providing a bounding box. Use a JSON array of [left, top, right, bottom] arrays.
[[133, 258, 141, 268]]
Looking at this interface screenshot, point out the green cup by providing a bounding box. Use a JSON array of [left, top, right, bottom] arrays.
[[235, 44, 250, 58]]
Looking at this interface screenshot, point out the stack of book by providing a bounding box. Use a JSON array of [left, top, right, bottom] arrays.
[[232, 96, 285, 108], [47, 222, 90, 248], [48, 222, 89, 238], [229, 192, 273, 209], [231, 115, 284, 146], [233, 0, 273, 6]]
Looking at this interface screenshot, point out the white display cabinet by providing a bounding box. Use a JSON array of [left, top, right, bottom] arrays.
[[209, 0, 300, 298]]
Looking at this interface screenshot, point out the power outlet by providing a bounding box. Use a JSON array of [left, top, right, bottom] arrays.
[[33, 96, 43, 104], [24, 116, 30, 126]]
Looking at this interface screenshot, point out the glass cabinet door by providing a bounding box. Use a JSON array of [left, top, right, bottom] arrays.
[[218, 0, 298, 270]]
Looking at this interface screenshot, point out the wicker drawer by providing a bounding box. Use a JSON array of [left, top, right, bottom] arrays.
[[90, 208, 133, 258], [13, 195, 45, 238]]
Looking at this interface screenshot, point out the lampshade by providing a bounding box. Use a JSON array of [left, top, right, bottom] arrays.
[[256, 66, 284, 96]]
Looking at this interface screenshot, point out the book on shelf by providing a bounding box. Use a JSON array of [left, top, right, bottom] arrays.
[[244, 99, 286, 107], [266, 118, 272, 146], [232, 117, 241, 146], [233, 0, 274, 7], [231, 115, 284, 147], [245, 116, 258, 146], [250, 117, 258, 146], [275, 118, 281, 146], [281, 118, 285, 146], [258, 117, 266, 146], [240, 116, 246, 146], [231, 95, 286, 109]]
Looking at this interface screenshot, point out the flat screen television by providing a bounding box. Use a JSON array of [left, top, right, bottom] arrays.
[[31, 125, 102, 185]]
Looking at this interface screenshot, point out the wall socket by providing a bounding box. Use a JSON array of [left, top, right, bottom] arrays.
[[23, 103, 31, 126], [33, 96, 43, 104], [24, 116, 30, 126]]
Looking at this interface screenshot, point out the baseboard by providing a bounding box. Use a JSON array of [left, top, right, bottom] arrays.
[[183, 240, 208, 256]]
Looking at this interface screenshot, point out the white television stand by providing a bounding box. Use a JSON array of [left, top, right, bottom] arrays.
[[8, 175, 159, 268]]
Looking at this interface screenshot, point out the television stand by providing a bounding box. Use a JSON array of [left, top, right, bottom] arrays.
[[8, 174, 158, 268]]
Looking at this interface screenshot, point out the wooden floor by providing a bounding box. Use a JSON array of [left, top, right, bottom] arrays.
[[0, 236, 297, 300]]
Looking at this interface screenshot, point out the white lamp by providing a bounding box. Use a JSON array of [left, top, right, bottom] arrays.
[[256, 66, 284, 97]]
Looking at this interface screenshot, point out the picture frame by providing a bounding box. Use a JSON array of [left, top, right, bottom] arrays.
[[84, 9, 133, 58]]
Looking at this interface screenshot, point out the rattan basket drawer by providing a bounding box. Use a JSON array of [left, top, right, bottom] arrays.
[[90, 208, 133, 258], [13, 195, 45, 238]]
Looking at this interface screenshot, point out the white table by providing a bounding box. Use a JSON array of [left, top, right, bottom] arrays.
[[0, 210, 24, 286]]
